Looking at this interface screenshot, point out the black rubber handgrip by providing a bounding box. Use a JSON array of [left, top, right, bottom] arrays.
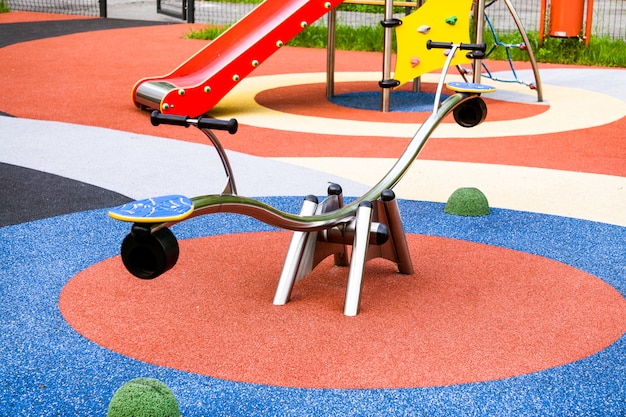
[[459, 43, 487, 52], [150, 110, 190, 127], [196, 117, 238, 134], [150, 111, 238, 134], [426, 40, 453, 49], [426, 40, 487, 52]]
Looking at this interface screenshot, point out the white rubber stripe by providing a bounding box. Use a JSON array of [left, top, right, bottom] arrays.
[[273, 157, 626, 227], [208, 71, 626, 138], [0, 117, 370, 200]]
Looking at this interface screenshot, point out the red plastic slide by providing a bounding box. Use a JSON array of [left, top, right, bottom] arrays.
[[132, 0, 344, 117]]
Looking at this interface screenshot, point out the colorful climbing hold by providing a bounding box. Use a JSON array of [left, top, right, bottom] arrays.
[[445, 16, 458, 25], [411, 57, 420, 67]]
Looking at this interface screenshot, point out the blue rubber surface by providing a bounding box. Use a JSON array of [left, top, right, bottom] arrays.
[[329, 91, 449, 112], [1, 197, 625, 416]]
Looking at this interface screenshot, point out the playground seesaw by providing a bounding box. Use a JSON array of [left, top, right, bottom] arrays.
[[110, 41, 494, 316]]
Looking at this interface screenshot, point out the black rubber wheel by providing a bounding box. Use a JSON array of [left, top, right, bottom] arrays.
[[120, 227, 179, 279], [453, 97, 487, 128]]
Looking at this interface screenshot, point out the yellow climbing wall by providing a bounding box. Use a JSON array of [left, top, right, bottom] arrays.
[[394, 0, 473, 87]]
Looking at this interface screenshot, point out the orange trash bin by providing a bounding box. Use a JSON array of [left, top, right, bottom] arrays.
[[549, 0, 585, 37]]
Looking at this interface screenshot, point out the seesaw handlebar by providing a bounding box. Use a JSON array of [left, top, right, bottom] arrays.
[[150, 110, 238, 134], [426, 40, 487, 52]]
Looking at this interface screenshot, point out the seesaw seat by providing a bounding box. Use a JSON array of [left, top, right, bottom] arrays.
[[446, 81, 496, 93], [109, 195, 194, 223]]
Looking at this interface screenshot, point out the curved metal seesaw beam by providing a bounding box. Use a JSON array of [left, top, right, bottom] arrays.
[[148, 91, 475, 234]]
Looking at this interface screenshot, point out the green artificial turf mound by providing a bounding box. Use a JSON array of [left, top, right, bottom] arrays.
[[444, 187, 490, 217], [107, 378, 181, 417]]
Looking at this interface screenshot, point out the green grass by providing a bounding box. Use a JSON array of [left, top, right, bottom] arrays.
[[187, 24, 394, 52], [187, 23, 625, 68], [485, 31, 626, 67], [0, 0, 10, 13], [291, 24, 394, 52], [337, 2, 416, 14], [187, 25, 226, 40]]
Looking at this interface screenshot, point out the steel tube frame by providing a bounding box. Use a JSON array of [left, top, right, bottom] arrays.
[[380, 0, 395, 112], [473, 0, 486, 84], [501, 0, 543, 101], [326, 8, 337, 98]]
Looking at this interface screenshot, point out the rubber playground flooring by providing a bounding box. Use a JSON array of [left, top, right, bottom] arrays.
[[1, 11, 626, 416]]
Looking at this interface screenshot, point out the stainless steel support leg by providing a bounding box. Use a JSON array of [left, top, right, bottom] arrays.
[[273, 196, 319, 305], [369, 190, 414, 274], [274, 185, 348, 306], [328, 183, 349, 267], [344, 201, 374, 316]]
